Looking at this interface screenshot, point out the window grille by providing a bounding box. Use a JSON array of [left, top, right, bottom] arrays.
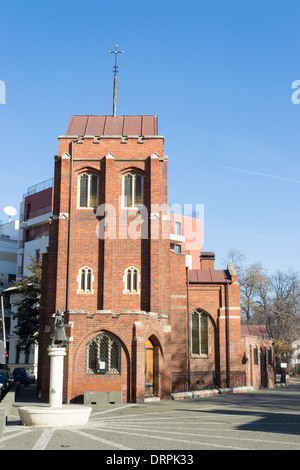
[[191, 310, 210, 357], [86, 333, 121, 375]]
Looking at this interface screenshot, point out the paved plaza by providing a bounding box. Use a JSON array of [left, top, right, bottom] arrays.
[[1, 381, 300, 451]]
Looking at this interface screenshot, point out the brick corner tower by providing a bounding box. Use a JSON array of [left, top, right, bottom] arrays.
[[38, 114, 172, 403]]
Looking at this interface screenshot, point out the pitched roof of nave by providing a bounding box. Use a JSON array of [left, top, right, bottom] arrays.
[[65, 115, 158, 137], [189, 269, 231, 284]]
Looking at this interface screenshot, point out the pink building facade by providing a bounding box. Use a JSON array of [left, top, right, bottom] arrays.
[[169, 212, 203, 270]]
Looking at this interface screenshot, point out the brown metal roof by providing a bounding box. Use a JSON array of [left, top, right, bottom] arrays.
[[65, 115, 158, 136], [189, 269, 231, 283], [241, 325, 272, 339]]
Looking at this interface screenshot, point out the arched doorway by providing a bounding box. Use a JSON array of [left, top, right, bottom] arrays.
[[145, 338, 155, 397]]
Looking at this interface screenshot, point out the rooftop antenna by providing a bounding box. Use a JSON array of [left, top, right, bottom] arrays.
[[109, 44, 124, 116], [4, 206, 17, 222]]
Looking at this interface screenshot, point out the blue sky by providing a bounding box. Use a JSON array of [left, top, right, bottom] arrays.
[[0, 0, 299, 273]]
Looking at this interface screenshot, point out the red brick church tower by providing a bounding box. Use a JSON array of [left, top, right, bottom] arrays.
[[38, 113, 243, 404]]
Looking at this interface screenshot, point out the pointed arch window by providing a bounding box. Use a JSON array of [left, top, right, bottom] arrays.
[[123, 172, 143, 208], [77, 266, 94, 294], [191, 310, 210, 357], [78, 172, 98, 208], [86, 333, 121, 375], [123, 266, 140, 294]]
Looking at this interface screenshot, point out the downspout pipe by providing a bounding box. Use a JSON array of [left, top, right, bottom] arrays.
[[186, 267, 190, 391], [65, 138, 78, 313], [225, 280, 231, 388]]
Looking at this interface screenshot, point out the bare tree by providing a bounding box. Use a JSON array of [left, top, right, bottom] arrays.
[[267, 270, 300, 342], [224, 249, 300, 341], [223, 249, 270, 322], [240, 263, 270, 323]]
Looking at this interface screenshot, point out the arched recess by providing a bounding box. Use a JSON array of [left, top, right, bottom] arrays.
[[190, 309, 212, 357], [145, 334, 163, 398], [75, 166, 101, 176], [189, 308, 219, 387], [70, 329, 131, 403], [119, 166, 145, 176]]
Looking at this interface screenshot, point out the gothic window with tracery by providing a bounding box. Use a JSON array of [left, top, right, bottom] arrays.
[[123, 172, 143, 208], [77, 266, 94, 294], [78, 172, 98, 208], [191, 310, 210, 357], [86, 333, 121, 375], [123, 266, 140, 294]]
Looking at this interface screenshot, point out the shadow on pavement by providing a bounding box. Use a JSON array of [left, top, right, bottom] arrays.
[[14, 383, 45, 406], [176, 384, 300, 437]]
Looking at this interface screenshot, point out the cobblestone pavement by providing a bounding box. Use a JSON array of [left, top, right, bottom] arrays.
[[1, 382, 300, 452]]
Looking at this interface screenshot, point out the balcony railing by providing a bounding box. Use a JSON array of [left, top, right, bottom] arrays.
[[23, 178, 54, 199], [18, 230, 50, 248], [26, 205, 53, 221]]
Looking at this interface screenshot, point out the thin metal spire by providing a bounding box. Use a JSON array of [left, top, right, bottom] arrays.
[[109, 44, 124, 116]]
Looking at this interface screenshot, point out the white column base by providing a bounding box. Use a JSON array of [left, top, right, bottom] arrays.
[[47, 347, 66, 408]]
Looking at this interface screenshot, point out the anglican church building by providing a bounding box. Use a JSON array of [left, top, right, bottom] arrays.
[[37, 49, 259, 403], [37, 110, 246, 404]]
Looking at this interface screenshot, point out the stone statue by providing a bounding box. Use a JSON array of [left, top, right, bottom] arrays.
[[49, 310, 68, 350]]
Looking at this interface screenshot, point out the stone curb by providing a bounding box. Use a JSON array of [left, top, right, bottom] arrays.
[[171, 385, 254, 400]]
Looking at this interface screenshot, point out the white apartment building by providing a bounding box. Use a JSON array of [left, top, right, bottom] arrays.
[[2, 178, 53, 376], [0, 218, 18, 366]]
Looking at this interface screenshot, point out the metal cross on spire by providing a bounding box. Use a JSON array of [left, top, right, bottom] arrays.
[[109, 44, 124, 116]]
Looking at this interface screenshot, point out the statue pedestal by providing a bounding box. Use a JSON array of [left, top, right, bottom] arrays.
[[48, 347, 66, 408], [18, 346, 92, 427]]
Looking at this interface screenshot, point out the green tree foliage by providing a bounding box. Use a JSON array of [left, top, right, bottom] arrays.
[[12, 252, 42, 353]]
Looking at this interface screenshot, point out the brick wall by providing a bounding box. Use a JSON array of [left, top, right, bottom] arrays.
[[39, 133, 172, 403], [241, 334, 274, 389], [38, 122, 247, 403], [169, 254, 243, 391]]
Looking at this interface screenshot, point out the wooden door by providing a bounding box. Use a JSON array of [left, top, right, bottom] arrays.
[[145, 339, 154, 396]]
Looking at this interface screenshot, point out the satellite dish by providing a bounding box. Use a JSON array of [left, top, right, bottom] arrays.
[[4, 206, 17, 221]]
